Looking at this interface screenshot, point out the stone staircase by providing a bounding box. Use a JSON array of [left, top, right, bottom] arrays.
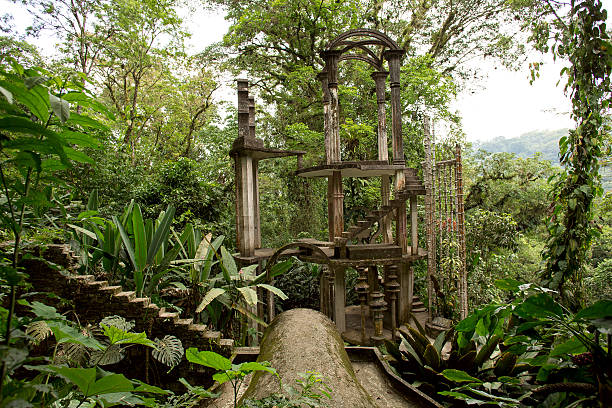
[[411, 295, 427, 313], [25, 244, 233, 356]]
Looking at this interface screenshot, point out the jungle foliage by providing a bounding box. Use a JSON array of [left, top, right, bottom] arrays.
[[0, 0, 611, 406]]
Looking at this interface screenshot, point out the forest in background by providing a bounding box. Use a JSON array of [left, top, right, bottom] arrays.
[[476, 129, 612, 190], [0, 0, 611, 407]]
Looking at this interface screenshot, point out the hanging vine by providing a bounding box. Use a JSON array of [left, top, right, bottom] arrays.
[[541, 0, 611, 307]]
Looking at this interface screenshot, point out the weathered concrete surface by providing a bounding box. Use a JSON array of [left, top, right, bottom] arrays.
[[240, 308, 377, 407]]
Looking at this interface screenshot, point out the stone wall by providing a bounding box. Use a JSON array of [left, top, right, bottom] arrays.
[[22, 244, 233, 390]]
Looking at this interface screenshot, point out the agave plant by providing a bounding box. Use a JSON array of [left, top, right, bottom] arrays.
[[113, 203, 194, 297]]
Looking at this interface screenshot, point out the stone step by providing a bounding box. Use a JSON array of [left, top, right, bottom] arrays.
[[130, 297, 151, 307], [412, 301, 424, 308], [159, 310, 180, 320], [68, 274, 95, 282], [99, 285, 123, 295], [189, 323, 208, 332], [144, 303, 160, 313], [174, 318, 193, 327], [86, 280, 108, 289], [412, 307, 427, 313], [203, 330, 221, 341], [115, 291, 136, 302]]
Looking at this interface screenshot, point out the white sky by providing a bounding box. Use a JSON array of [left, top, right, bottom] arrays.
[[5, 0, 610, 142]]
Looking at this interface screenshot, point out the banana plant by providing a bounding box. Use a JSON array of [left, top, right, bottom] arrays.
[[169, 225, 224, 322], [113, 203, 188, 297], [194, 242, 292, 336]]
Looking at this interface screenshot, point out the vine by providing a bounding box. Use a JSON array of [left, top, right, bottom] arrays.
[[541, 0, 611, 307]]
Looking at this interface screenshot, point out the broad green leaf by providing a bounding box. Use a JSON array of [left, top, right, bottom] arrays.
[[185, 348, 231, 371], [68, 112, 108, 130], [238, 361, 277, 376], [64, 146, 94, 164], [29, 301, 62, 320], [212, 371, 236, 384], [133, 381, 170, 395], [47, 321, 103, 350], [101, 325, 154, 347], [574, 300, 612, 321], [196, 288, 226, 313], [455, 313, 479, 332], [178, 378, 218, 398], [49, 366, 96, 395], [220, 246, 237, 281], [256, 283, 288, 300], [238, 287, 258, 306], [441, 369, 482, 383], [49, 93, 70, 122], [437, 391, 481, 405], [550, 337, 587, 357], [494, 278, 522, 292], [60, 130, 101, 148], [88, 373, 134, 396], [514, 293, 564, 319]]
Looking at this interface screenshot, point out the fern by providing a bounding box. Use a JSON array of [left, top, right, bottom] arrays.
[[152, 335, 184, 368]]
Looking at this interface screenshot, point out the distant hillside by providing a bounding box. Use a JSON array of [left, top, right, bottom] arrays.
[[475, 129, 611, 192], [476, 129, 567, 164]]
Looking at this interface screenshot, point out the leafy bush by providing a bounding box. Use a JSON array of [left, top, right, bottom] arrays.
[[135, 157, 230, 232]]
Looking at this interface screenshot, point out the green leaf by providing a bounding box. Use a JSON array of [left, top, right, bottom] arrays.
[[185, 348, 231, 371], [514, 293, 564, 319], [64, 146, 93, 164], [494, 278, 522, 292], [237, 361, 276, 376], [238, 287, 258, 306], [256, 283, 288, 301], [132, 204, 147, 272], [212, 371, 236, 384], [68, 112, 107, 130], [88, 374, 134, 396], [61, 130, 100, 148], [196, 288, 226, 313], [178, 378, 218, 398], [574, 300, 612, 321], [133, 381, 170, 395], [49, 93, 70, 122], [24, 76, 47, 89], [0, 85, 13, 104], [67, 224, 98, 241], [455, 313, 479, 332], [29, 301, 62, 320], [441, 369, 483, 383], [101, 325, 155, 347], [113, 215, 137, 272], [146, 205, 175, 266], [50, 366, 96, 395], [47, 321, 103, 350], [220, 246, 237, 281], [550, 337, 587, 357]]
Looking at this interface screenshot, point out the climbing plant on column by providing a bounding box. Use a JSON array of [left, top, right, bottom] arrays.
[[540, 0, 612, 307]]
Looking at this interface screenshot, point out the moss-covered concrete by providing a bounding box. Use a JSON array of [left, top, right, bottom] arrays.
[[240, 308, 378, 407]]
